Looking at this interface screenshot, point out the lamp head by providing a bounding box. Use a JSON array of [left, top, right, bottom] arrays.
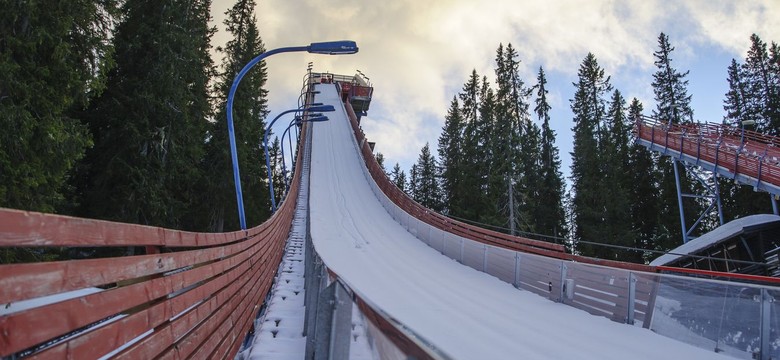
[[308, 40, 359, 55], [305, 105, 335, 113], [307, 115, 330, 122]]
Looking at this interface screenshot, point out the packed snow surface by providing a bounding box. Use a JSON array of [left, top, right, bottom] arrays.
[[307, 83, 731, 359]]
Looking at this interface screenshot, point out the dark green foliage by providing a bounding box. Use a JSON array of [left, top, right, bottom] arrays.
[[407, 164, 419, 200], [569, 53, 612, 257], [742, 34, 779, 134], [269, 137, 285, 207], [437, 97, 464, 214], [390, 163, 406, 193], [627, 99, 661, 262], [458, 70, 490, 221], [197, 0, 269, 231], [651, 33, 701, 249], [600, 90, 634, 260], [0, 0, 117, 213], [76, 0, 214, 229], [719, 36, 775, 219], [412, 143, 442, 211], [491, 44, 532, 230], [534, 67, 568, 239]]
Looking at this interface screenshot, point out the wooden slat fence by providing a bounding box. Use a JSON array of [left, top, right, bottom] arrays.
[[0, 123, 309, 359]]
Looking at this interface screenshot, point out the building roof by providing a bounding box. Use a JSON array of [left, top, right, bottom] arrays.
[[650, 214, 780, 266]]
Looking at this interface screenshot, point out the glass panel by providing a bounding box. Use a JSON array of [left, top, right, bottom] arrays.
[[650, 276, 760, 359], [768, 288, 780, 360]]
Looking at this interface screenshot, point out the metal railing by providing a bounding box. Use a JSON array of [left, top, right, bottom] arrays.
[[634, 116, 780, 196]]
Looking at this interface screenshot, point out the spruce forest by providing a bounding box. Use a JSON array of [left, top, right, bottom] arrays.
[[2, 1, 779, 263], [393, 35, 780, 262]]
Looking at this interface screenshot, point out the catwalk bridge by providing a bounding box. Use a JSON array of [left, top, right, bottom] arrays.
[[2, 76, 780, 359]]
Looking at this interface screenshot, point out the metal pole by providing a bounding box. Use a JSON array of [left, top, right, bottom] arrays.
[[772, 194, 779, 215], [713, 173, 725, 226], [227, 46, 308, 229], [264, 108, 303, 213], [672, 159, 689, 243], [508, 177, 516, 236]]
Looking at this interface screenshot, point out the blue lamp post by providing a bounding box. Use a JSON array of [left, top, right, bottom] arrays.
[[280, 115, 330, 195], [226, 41, 357, 229], [264, 105, 335, 213]]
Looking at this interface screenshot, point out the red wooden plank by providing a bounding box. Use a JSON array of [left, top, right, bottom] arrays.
[[0, 239, 260, 356], [0, 208, 249, 248], [113, 199, 291, 360], [0, 229, 263, 304], [29, 249, 261, 359]]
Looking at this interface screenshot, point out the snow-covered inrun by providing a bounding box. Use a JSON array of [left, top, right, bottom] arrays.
[[307, 83, 732, 359]]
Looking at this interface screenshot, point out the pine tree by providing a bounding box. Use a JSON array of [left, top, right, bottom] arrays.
[[199, 0, 269, 231], [407, 164, 419, 199], [601, 90, 634, 260], [413, 143, 442, 211], [534, 67, 568, 239], [570, 53, 612, 257], [269, 137, 284, 207], [0, 1, 118, 213], [390, 163, 406, 192], [724, 59, 749, 125], [458, 70, 488, 221], [769, 42, 780, 133], [437, 97, 464, 215], [627, 99, 660, 262], [742, 34, 778, 134], [721, 52, 773, 219], [652, 33, 693, 124], [77, 0, 214, 229], [651, 32, 699, 249], [490, 43, 531, 230]]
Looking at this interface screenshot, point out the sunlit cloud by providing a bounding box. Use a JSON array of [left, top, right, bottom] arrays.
[[210, 0, 780, 174]]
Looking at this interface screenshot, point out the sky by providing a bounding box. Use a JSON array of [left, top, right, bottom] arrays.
[[210, 0, 780, 185]]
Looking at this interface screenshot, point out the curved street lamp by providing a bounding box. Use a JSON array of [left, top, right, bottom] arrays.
[[226, 41, 357, 229], [264, 105, 335, 213], [280, 115, 330, 195]]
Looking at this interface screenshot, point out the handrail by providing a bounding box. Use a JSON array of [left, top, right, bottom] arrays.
[[0, 119, 309, 359]]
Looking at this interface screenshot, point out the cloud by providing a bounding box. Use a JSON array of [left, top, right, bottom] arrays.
[[210, 0, 780, 172]]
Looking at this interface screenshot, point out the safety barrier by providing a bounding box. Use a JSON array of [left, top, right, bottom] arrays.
[[635, 116, 780, 196], [290, 115, 445, 359], [0, 124, 308, 359]]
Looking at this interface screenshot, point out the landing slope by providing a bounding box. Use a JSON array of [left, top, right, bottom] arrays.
[[308, 83, 726, 359]]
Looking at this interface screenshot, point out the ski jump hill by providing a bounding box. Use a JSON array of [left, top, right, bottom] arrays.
[[1, 77, 779, 359]]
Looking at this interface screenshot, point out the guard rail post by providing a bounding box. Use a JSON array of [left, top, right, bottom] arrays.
[[313, 281, 353, 360]]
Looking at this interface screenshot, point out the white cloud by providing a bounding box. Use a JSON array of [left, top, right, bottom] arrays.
[[210, 0, 780, 173]]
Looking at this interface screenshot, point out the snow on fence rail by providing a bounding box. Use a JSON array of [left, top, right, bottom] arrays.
[[0, 126, 307, 359]]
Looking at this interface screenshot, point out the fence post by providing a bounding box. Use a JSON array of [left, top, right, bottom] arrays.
[[514, 253, 521, 288], [760, 288, 772, 360], [483, 245, 488, 272], [313, 281, 353, 360], [627, 273, 637, 325], [459, 238, 464, 263], [559, 263, 567, 303]]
